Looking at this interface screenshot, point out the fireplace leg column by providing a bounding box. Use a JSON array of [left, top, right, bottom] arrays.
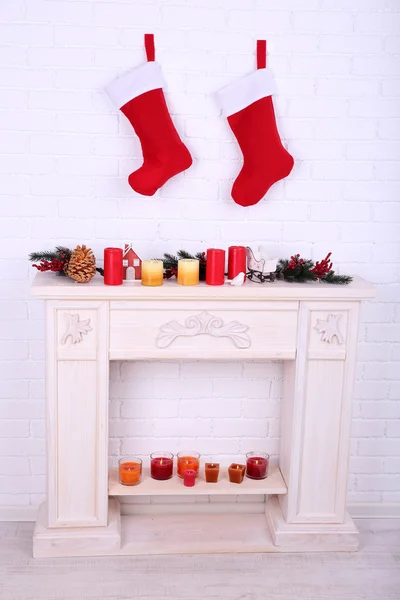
[[266, 301, 360, 551], [33, 300, 121, 558]]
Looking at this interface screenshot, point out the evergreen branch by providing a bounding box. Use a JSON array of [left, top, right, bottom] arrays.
[[29, 246, 71, 262], [177, 249, 194, 260], [29, 250, 59, 262], [321, 270, 353, 285]]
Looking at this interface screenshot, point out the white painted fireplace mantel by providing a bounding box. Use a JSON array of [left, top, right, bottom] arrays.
[[31, 272, 375, 557]]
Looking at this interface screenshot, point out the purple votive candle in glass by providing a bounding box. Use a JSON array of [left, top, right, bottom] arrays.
[[245, 451, 269, 480]]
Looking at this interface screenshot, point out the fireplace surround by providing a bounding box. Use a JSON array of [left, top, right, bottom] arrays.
[[31, 273, 375, 557]]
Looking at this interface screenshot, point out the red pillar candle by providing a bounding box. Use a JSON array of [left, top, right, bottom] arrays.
[[228, 246, 247, 280], [246, 451, 269, 480], [183, 469, 196, 487], [104, 247, 123, 285], [206, 248, 225, 286], [150, 452, 174, 480]]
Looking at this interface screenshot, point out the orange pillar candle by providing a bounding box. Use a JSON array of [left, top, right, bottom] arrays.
[[118, 457, 142, 486], [141, 260, 164, 286], [177, 259, 199, 286], [228, 463, 246, 484], [177, 451, 200, 478], [205, 462, 220, 483]]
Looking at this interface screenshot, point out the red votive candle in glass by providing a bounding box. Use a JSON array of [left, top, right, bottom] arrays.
[[228, 246, 247, 280], [150, 452, 174, 481], [183, 469, 196, 487], [206, 248, 225, 286], [246, 451, 269, 480], [104, 247, 123, 286]]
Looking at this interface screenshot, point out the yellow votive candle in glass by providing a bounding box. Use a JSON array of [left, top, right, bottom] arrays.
[[177, 259, 199, 286], [141, 260, 164, 287]]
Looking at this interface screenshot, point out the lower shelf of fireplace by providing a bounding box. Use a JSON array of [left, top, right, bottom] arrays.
[[108, 465, 288, 497]]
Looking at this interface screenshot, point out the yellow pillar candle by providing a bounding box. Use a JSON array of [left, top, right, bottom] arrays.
[[141, 260, 164, 286], [177, 259, 199, 286]]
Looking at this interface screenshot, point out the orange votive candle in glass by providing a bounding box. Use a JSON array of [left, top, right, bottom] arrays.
[[177, 451, 200, 478], [177, 259, 199, 286], [118, 457, 142, 486], [141, 260, 164, 287]]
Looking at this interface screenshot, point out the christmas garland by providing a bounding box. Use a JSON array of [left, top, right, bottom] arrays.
[[159, 249, 352, 284], [277, 253, 352, 284], [29, 246, 104, 281], [29, 246, 352, 285], [29, 246, 72, 275]]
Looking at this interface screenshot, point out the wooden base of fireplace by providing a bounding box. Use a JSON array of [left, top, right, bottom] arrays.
[[31, 273, 375, 557], [33, 496, 358, 558]]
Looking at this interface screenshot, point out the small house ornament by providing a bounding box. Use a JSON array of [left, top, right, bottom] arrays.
[[122, 244, 142, 281]]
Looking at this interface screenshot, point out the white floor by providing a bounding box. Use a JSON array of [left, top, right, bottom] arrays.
[[1, 519, 399, 600]]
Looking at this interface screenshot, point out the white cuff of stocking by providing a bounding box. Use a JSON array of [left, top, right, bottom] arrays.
[[105, 62, 166, 109], [215, 68, 277, 117]]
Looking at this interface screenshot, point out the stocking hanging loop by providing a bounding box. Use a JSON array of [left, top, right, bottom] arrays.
[[145, 33, 155, 62], [257, 39, 267, 69]]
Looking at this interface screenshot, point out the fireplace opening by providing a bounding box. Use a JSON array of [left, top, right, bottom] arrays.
[[109, 360, 283, 513]]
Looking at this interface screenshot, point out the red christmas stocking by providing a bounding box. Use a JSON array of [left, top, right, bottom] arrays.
[[105, 34, 192, 196], [216, 40, 294, 207]]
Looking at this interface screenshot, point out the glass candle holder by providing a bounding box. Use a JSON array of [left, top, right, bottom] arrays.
[[141, 260, 164, 287], [177, 451, 200, 478], [118, 457, 142, 486], [150, 452, 174, 480], [183, 469, 196, 487], [245, 451, 269, 480], [228, 463, 246, 484], [177, 259, 199, 286], [205, 462, 220, 483]]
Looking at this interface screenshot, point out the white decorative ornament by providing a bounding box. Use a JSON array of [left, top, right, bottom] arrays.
[[157, 311, 251, 349], [61, 314, 92, 345], [314, 314, 343, 344], [246, 246, 278, 274], [230, 272, 245, 286]]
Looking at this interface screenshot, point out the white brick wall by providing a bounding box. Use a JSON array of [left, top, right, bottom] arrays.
[[0, 0, 399, 508]]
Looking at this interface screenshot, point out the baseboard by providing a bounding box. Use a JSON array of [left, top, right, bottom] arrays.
[[0, 505, 38, 522], [1, 502, 400, 522], [347, 503, 400, 519]]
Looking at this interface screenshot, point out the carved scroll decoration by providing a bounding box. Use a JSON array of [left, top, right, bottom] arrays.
[[314, 314, 343, 344], [61, 313, 92, 345], [157, 312, 251, 349]]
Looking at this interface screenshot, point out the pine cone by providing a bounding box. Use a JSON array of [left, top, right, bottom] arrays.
[[66, 245, 96, 284]]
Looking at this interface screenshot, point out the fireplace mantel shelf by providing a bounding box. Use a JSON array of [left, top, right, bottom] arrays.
[[32, 272, 375, 301], [31, 272, 376, 557]]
